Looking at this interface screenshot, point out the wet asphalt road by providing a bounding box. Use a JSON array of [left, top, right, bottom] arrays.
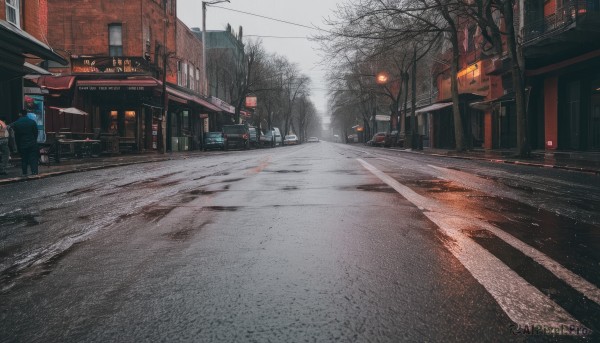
[[0, 142, 599, 342]]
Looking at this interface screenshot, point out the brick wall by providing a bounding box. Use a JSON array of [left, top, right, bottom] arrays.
[[47, 0, 175, 62], [176, 19, 204, 95]]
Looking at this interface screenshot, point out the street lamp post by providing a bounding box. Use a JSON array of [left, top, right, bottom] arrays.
[[202, 0, 230, 96]]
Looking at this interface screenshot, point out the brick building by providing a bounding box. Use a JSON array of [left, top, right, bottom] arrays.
[[35, 0, 220, 153], [0, 0, 67, 125], [420, 0, 600, 153]]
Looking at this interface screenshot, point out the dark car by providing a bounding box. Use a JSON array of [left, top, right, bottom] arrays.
[[203, 132, 226, 151], [369, 132, 392, 147], [248, 126, 260, 148], [260, 129, 275, 147], [222, 124, 250, 150]]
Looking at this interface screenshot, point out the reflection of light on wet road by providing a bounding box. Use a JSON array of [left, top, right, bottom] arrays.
[[357, 158, 591, 333]]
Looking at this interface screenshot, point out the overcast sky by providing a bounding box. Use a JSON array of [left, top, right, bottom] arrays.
[[177, 0, 343, 124]]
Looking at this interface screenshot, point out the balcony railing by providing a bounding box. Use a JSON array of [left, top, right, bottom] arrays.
[[524, 1, 600, 43]]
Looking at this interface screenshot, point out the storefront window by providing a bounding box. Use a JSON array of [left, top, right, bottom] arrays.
[[181, 110, 190, 135], [124, 111, 136, 138], [109, 110, 118, 134]]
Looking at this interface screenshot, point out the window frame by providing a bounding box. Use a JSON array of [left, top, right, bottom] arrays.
[[6, 0, 20, 27], [108, 23, 123, 57]]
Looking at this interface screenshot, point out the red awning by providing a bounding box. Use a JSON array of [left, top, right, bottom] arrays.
[[165, 86, 222, 112], [77, 78, 158, 87], [35, 75, 76, 90]]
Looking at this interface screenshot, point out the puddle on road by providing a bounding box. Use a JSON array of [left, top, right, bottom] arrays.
[[0, 212, 40, 228], [221, 178, 244, 183], [203, 206, 239, 212], [188, 189, 218, 196], [114, 172, 182, 189], [356, 184, 396, 193], [142, 205, 176, 222], [164, 221, 212, 241], [406, 179, 471, 193], [461, 229, 495, 239], [66, 185, 102, 196], [0, 241, 81, 292]]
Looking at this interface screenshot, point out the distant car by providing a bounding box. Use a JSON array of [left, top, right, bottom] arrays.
[[260, 129, 276, 147], [283, 134, 299, 145], [222, 124, 250, 150], [370, 132, 391, 147], [203, 132, 226, 151], [307, 137, 319, 143], [272, 127, 283, 146]]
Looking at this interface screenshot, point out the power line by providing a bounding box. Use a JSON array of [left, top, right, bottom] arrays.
[[211, 5, 332, 34], [245, 35, 309, 39]]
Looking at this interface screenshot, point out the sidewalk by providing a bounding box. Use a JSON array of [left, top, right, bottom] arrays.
[[396, 147, 600, 175], [0, 151, 205, 185]]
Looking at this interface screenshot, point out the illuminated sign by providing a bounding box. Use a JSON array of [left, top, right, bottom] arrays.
[[71, 57, 154, 75], [245, 96, 257, 108]]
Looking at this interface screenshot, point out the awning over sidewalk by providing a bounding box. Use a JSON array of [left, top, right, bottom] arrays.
[[23, 62, 52, 76], [415, 102, 452, 114], [34, 75, 76, 90], [0, 19, 68, 65], [77, 78, 159, 89], [165, 86, 222, 112]]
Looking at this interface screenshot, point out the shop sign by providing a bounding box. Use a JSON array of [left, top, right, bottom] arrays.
[[245, 96, 257, 108], [209, 97, 235, 113], [77, 85, 148, 91], [72, 56, 153, 74], [375, 115, 390, 121], [439, 61, 489, 99]]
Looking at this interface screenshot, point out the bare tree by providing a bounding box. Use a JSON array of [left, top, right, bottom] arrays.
[[463, 0, 530, 156], [318, 0, 468, 151]]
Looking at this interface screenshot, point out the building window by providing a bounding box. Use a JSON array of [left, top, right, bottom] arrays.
[[6, 0, 20, 27], [109, 24, 123, 56], [196, 68, 201, 93], [177, 61, 182, 86], [467, 26, 476, 52], [182, 62, 188, 88]]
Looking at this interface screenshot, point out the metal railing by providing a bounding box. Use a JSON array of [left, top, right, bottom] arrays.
[[524, 1, 600, 43]]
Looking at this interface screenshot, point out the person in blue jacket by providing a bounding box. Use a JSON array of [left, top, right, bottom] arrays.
[[11, 110, 39, 176]]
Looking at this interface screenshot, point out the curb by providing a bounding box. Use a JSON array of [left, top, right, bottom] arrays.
[[397, 149, 600, 175], [0, 157, 174, 186]]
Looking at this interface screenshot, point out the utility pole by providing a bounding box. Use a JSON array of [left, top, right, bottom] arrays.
[[160, 15, 169, 154], [202, 1, 230, 97]]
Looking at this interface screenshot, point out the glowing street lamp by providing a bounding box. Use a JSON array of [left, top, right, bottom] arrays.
[[376, 72, 389, 85]]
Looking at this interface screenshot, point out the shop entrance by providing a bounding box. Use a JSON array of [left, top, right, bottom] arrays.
[[105, 109, 138, 152]]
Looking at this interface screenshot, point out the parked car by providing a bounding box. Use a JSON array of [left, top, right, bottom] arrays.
[[273, 127, 282, 146], [248, 126, 260, 148], [260, 129, 276, 147], [307, 137, 319, 143], [283, 134, 299, 145], [203, 132, 226, 151], [369, 132, 392, 147], [222, 124, 250, 150]]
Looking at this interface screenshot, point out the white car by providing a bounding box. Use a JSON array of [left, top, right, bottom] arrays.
[[283, 134, 299, 145], [307, 137, 319, 143]]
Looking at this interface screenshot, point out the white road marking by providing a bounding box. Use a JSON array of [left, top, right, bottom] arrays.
[[357, 158, 585, 331], [426, 164, 600, 306]]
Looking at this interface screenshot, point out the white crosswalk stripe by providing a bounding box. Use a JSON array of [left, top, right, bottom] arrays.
[[357, 158, 588, 333]]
